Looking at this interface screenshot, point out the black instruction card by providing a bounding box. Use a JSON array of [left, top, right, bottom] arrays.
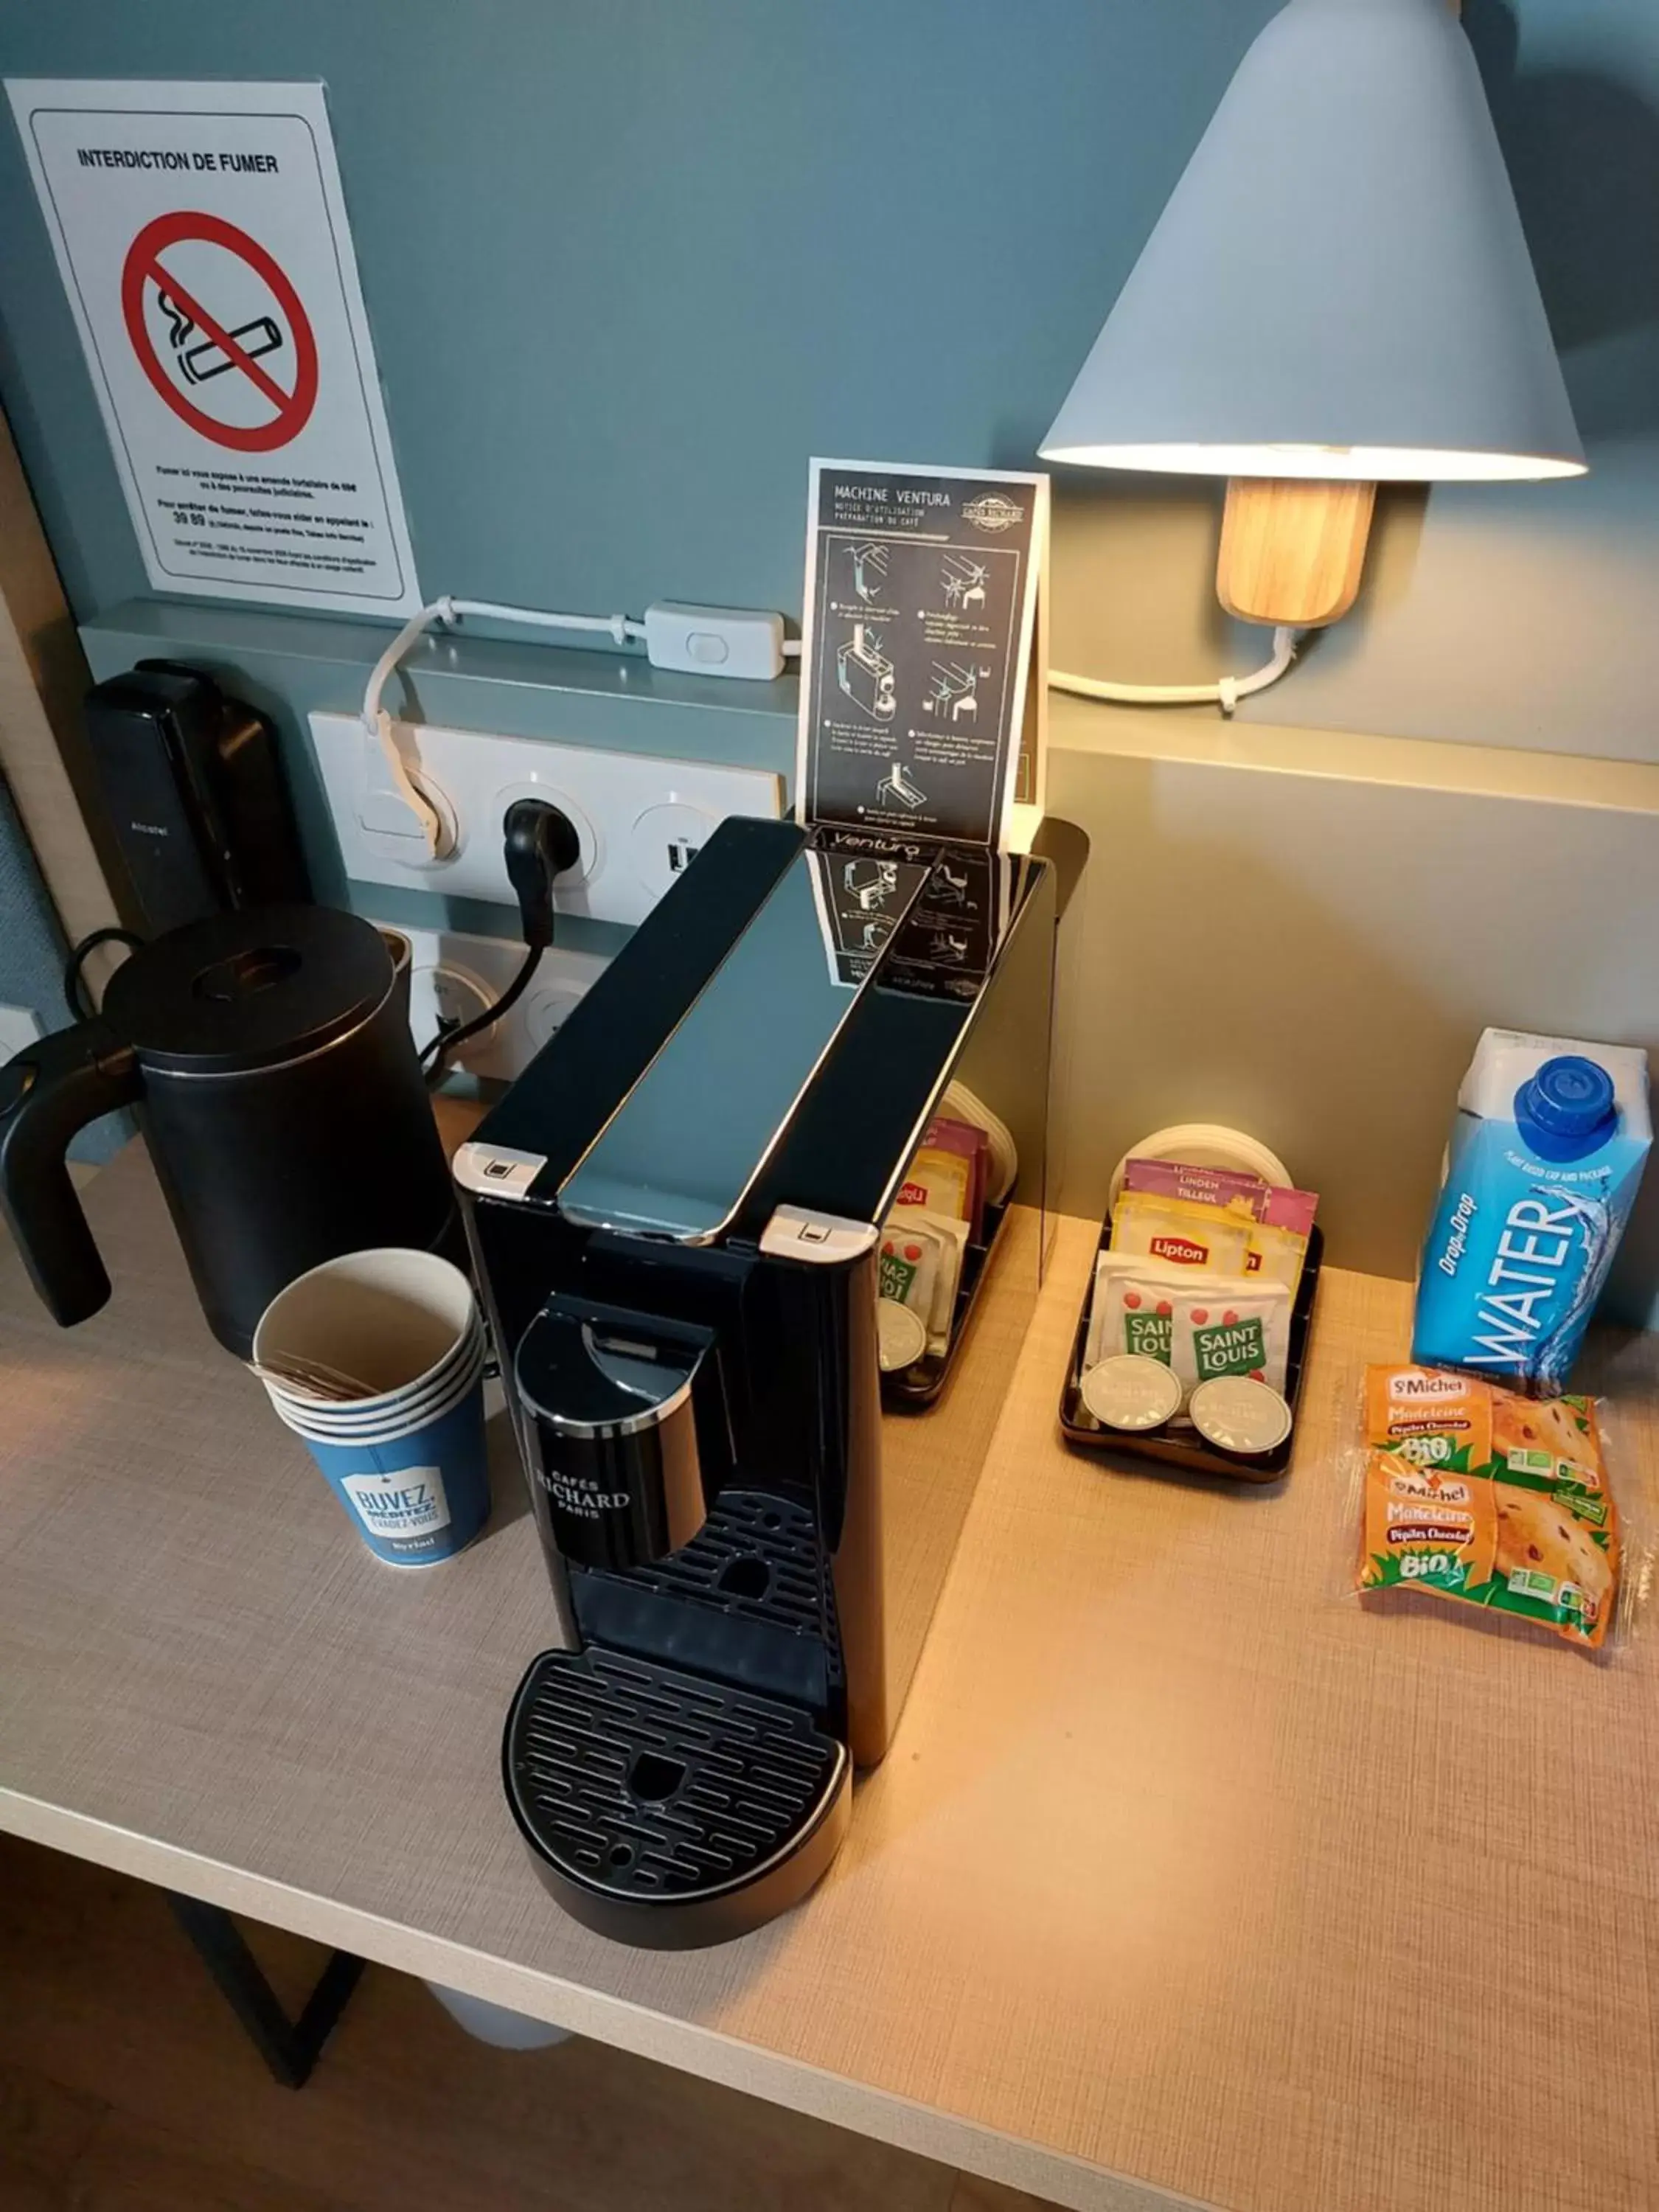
[[805, 830, 1012, 995], [796, 460, 1048, 849]]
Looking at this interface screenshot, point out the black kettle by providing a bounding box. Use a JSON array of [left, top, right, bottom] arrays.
[[0, 905, 456, 1357]]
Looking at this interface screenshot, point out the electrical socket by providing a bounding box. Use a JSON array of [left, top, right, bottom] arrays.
[[309, 714, 783, 925], [383, 924, 610, 1083]]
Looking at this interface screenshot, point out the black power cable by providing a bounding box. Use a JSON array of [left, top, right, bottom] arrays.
[[421, 943, 543, 1088], [421, 799, 581, 1090]]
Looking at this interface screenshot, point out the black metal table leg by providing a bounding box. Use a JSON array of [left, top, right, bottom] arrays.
[[167, 1891, 366, 2089]]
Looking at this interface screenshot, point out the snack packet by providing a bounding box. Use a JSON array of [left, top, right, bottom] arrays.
[[1363, 1364, 1492, 1466], [1491, 1385, 1607, 1492], [1354, 1363, 1620, 1648]]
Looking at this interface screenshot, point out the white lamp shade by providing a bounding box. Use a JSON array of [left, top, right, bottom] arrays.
[[1039, 0, 1585, 481]]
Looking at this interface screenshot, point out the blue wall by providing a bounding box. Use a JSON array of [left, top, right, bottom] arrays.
[[3, 1, 1657, 759], [0, 0, 1278, 623], [0, 773, 69, 1016]]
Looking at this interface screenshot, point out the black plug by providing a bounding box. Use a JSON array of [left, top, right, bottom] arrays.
[[503, 799, 581, 948]]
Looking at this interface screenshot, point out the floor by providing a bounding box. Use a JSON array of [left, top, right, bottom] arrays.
[[0, 1831, 1054, 2211]]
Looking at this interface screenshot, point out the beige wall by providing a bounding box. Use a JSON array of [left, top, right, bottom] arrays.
[[1044, 694, 1659, 1323], [1044, 447, 1659, 1325], [0, 419, 119, 943], [1049, 472, 1659, 765]]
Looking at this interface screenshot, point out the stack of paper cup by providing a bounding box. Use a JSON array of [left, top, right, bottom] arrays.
[[253, 1249, 491, 1568]]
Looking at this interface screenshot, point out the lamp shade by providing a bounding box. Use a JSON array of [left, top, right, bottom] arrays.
[[1039, 0, 1585, 481]]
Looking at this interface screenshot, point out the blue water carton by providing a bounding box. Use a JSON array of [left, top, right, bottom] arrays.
[[1413, 1031, 1651, 1394]]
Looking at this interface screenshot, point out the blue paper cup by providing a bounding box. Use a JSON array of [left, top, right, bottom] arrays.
[[253, 1249, 493, 1568], [293, 1377, 491, 1568]]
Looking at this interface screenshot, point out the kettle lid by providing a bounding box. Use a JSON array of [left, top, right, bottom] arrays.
[[103, 905, 397, 1074]]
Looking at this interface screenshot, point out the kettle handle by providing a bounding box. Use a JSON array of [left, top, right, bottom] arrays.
[[0, 1020, 141, 1325]]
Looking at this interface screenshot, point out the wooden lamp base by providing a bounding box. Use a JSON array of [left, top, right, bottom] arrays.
[[1217, 476, 1378, 628]]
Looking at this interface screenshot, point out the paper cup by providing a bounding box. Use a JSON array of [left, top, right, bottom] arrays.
[[254, 1248, 479, 1415], [296, 1380, 490, 1567], [266, 1334, 486, 1444], [265, 1318, 486, 1434], [253, 1249, 491, 1566]]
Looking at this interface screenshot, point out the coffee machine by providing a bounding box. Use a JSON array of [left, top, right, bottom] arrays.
[[459, 816, 1053, 1947]]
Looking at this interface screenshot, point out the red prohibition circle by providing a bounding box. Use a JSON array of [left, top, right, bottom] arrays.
[[121, 210, 319, 453]]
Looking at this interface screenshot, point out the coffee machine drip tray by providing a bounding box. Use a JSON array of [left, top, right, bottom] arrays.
[[504, 1648, 852, 1949]]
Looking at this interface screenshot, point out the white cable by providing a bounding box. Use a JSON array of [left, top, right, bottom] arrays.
[[1049, 625, 1301, 718], [437, 596, 644, 646], [360, 594, 645, 854]]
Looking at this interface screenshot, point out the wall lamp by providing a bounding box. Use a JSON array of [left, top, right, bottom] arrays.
[[1041, 0, 1584, 710]]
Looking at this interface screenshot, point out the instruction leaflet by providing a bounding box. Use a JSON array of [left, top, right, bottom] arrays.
[[796, 460, 1047, 849], [807, 828, 1011, 995]]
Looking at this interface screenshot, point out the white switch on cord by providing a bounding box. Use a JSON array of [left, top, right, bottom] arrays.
[[642, 602, 785, 681]]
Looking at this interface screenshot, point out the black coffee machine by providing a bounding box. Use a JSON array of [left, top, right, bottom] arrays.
[[459, 816, 1053, 1947]]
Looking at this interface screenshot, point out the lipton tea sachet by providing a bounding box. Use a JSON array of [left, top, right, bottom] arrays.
[[1116, 1158, 1318, 1295], [896, 1117, 987, 1241]]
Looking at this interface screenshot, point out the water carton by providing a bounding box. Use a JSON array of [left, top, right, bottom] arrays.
[[1413, 1030, 1651, 1394]]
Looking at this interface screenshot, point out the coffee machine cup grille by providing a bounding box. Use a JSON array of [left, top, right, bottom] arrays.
[[504, 1646, 850, 1950]]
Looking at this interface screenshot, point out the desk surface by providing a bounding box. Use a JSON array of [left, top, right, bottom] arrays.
[[1, 1144, 1656, 2212]]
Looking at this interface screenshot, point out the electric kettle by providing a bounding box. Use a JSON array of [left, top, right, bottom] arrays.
[[0, 904, 456, 1357]]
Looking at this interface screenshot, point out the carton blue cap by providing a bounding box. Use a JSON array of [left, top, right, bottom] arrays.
[[1514, 1054, 1617, 1161]]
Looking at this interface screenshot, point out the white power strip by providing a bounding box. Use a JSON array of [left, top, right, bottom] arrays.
[[381, 924, 609, 1083]]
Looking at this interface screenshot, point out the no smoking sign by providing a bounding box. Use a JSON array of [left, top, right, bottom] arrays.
[[7, 78, 421, 613], [122, 211, 318, 452]]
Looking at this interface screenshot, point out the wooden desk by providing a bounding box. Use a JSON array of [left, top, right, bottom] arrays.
[[1, 1146, 1655, 2212]]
